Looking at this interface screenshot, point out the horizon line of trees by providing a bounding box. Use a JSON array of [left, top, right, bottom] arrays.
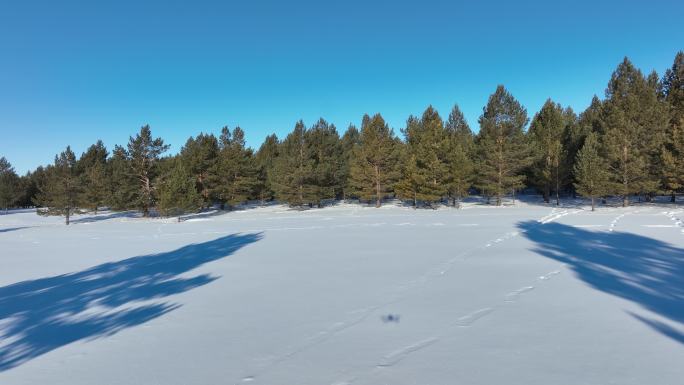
[[1, 52, 683, 224]]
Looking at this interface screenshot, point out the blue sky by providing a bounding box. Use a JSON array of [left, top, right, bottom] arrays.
[[1, 0, 682, 174]]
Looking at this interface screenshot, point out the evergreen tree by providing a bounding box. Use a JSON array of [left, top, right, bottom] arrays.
[[34, 146, 81, 225], [107, 145, 137, 210], [179, 133, 219, 207], [78, 141, 109, 213], [254, 134, 279, 203], [476, 85, 532, 205], [601, 58, 668, 206], [157, 158, 203, 217], [396, 107, 449, 206], [349, 113, 398, 207], [574, 133, 610, 211], [528, 99, 567, 205], [213, 126, 258, 208], [306, 118, 343, 206], [444, 105, 474, 207], [661, 51, 684, 201], [339, 124, 360, 200], [273, 120, 317, 206], [127, 125, 170, 216], [0, 157, 19, 213], [394, 116, 423, 207]]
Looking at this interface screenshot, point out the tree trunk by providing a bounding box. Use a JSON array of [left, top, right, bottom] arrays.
[[543, 186, 550, 203], [591, 196, 595, 211], [375, 165, 381, 208], [671, 191, 676, 203], [65, 208, 70, 225]]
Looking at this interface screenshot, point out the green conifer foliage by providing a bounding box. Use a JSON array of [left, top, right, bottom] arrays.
[[273, 121, 317, 206], [127, 125, 170, 216], [157, 158, 203, 217], [254, 134, 279, 203], [213, 126, 258, 208], [601, 58, 668, 206], [0, 157, 19, 213], [78, 141, 109, 213], [34, 146, 81, 225], [444, 105, 474, 207], [528, 99, 567, 205], [476, 85, 532, 206], [349, 113, 398, 207], [180, 133, 219, 207], [574, 133, 611, 211], [661, 52, 684, 201]]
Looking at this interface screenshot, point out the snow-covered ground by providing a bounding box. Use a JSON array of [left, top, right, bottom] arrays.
[[1, 199, 683, 385]]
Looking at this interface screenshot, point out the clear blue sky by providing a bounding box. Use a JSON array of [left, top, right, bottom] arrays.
[[1, 0, 682, 174]]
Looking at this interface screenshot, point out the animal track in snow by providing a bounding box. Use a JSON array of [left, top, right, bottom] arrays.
[[453, 307, 495, 327], [376, 338, 439, 367], [504, 286, 535, 302], [538, 270, 560, 280]]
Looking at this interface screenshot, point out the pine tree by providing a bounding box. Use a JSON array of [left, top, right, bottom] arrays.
[[254, 134, 279, 203], [107, 145, 137, 210], [213, 126, 258, 208], [395, 116, 422, 206], [127, 125, 170, 216], [444, 105, 474, 207], [157, 158, 203, 217], [0, 157, 19, 213], [574, 133, 610, 211], [601, 58, 668, 206], [179, 133, 219, 207], [339, 124, 360, 200], [272, 121, 317, 206], [396, 107, 449, 206], [528, 99, 567, 205], [661, 51, 684, 201], [349, 113, 398, 207], [34, 146, 81, 225], [306, 118, 343, 206], [78, 141, 109, 213], [476, 85, 532, 206]]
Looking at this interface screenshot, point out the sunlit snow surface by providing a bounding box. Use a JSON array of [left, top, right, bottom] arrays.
[[0, 198, 682, 385]]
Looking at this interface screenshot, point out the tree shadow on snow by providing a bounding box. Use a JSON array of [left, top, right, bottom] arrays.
[[0, 232, 262, 371], [69, 211, 140, 224], [517, 221, 684, 344], [0, 227, 31, 233]]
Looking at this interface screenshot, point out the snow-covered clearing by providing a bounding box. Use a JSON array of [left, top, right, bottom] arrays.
[[0, 200, 682, 385]]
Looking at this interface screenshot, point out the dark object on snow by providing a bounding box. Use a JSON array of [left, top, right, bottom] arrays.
[[381, 314, 400, 323]]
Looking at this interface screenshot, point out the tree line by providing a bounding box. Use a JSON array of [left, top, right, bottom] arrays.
[[1, 53, 682, 223]]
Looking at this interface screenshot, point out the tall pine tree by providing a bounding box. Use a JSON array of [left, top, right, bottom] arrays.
[[78, 141, 109, 213], [339, 124, 360, 200], [127, 125, 169, 216], [180, 133, 219, 207], [157, 158, 203, 217], [254, 134, 279, 203], [601, 58, 667, 206], [396, 107, 449, 206], [476, 85, 532, 206], [0, 157, 19, 213], [213, 126, 258, 208], [34, 146, 81, 225], [349, 113, 398, 207], [574, 133, 610, 211], [528, 99, 567, 205], [444, 105, 474, 207], [273, 121, 317, 206], [306, 118, 343, 206], [661, 51, 684, 201]]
